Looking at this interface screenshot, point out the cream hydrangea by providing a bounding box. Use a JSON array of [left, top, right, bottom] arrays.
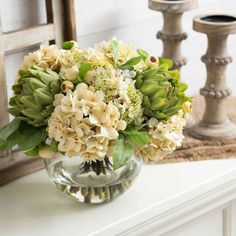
[[115, 69, 143, 124], [82, 47, 110, 67], [20, 45, 61, 71], [59, 43, 81, 79], [86, 67, 143, 124], [135, 110, 187, 162], [94, 38, 135, 65], [86, 66, 118, 101], [48, 83, 127, 160]]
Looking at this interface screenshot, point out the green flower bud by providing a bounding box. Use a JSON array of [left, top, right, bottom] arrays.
[[39, 144, 55, 158], [9, 66, 61, 127], [135, 65, 190, 120]]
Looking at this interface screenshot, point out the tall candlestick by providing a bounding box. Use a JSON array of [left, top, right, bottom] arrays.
[[149, 0, 197, 69], [190, 14, 236, 139]]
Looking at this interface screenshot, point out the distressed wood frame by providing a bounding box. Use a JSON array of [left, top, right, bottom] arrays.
[[0, 0, 77, 185]]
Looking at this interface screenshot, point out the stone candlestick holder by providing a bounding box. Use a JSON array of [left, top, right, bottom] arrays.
[[149, 0, 198, 69], [190, 14, 236, 139]]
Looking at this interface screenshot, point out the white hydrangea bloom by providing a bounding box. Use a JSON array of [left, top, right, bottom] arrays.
[[86, 67, 143, 125], [59, 44, 82, 75], [20, 45, 61, 71], [48, 83, 126, 160], [95, 38, 135, 65], [136, 111, 187, 162]]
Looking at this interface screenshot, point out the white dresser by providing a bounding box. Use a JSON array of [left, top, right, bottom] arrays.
[[1, 159, 236, 236]]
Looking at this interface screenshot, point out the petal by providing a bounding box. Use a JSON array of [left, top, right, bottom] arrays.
[[76, 127, 84, 138], [100, 113, 110, 124], [53, 94, 64, 107], [100, 126, 118, 139], [116, 120, 127, 131], [89, 113, 99, 125], [66, 138, 76, 150], [95, 90, 105, 102]]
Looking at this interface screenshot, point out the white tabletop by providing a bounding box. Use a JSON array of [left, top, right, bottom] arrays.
[[1, 159, 236, 236]]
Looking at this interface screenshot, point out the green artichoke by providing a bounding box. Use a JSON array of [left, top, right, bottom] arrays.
[[9, 66, 61, 127], [135, 59, 190, 120]]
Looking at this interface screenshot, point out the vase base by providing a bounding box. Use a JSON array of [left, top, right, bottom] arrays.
[[46, 157, 141, 204], [54, 180, 133, 204]]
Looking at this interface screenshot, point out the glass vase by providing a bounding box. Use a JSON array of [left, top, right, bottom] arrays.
[[44, 154, 142, 204]]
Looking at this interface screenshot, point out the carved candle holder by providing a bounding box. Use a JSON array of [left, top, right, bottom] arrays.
[[190, 14, 236, 139], [149, 0, 198, 69]]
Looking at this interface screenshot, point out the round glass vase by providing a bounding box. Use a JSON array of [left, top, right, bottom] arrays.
[[44, 154, 142, 204]]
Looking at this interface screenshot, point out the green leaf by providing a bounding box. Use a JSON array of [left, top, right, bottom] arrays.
[[112, 139, 133, 170], [20, 96, 40, 110], [119, 65, 134, 71], [34, 88, 54, 105], [0, 119, 20, 141], [137, 49, 149, 60], [159, 58, 173, 69], [79, 63, 92, 81], [62, 41, 74, 50], [155, 111, 167, 119], [50, 138, 58, 152], [178, 82, 188, 93], [0, 133, 17, 151], [16, 124, 48, 151], [29, 77, 47, 90], [8, 108, 21, 117], [120, 56, 142, 70], [12, 84, 22, 94], [24, 146, 39, 157], [150, 98, 168, 110], [122, 130, 151, 146], [21, 108, 43, 120], [18, 69, 32, 78], [49, 80, 61, 94], [166, 70, 180, 80], [142, 69, 158, 80], [135, 74, 143, 88], [111, 39, 119, 64], [125, 123, 147, 132]]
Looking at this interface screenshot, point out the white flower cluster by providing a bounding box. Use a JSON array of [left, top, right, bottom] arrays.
[[48, 83, 127, 159], [17, 39, 191, 162], [20, 45, 61, 71], [86, 67, 143, 124], [94, 39, 135, 65], [136, 110, 187, 162]]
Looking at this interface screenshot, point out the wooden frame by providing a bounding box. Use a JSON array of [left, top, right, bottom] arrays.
[[0, 0, 77, 185]]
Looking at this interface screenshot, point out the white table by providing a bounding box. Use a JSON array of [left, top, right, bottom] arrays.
[[1, 159, 236, 236]]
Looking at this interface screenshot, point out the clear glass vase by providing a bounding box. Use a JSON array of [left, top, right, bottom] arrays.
[[44, 154, 142, 204]]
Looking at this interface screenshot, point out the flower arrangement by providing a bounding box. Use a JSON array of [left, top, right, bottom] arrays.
[[0, 38, 191, 169]]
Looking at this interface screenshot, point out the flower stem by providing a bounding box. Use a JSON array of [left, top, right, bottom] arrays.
[[68, 157, 132, 203]]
